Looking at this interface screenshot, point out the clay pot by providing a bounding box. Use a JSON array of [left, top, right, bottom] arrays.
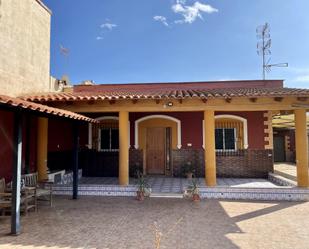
[[192, 193, 200, 202], [136, 191, 145, 201]]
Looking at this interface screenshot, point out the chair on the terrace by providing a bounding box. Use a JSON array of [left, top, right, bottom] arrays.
[[21, 172, 53, 207], [0, 178, 11, 216], [0, 178, 36, 216]]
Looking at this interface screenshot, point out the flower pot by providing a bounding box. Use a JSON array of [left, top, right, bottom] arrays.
[[192, 193, 200, 202], [136, 191, 145, 201]]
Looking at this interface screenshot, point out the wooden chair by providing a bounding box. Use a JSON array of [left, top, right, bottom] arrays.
[[21, 173, 53, 207], [0, 178, 36, 216], [0, 178, 11, 216]]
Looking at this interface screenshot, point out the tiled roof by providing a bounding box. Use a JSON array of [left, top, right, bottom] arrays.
[[22, 87, 309, 102], [0, 95, 96, 122]]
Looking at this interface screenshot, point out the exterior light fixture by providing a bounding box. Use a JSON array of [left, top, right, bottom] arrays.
[[163, 102, 173, 108]]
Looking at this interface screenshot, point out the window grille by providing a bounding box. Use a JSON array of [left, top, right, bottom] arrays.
[[215, 118, 245, 156], [92, 119, 119, 151]]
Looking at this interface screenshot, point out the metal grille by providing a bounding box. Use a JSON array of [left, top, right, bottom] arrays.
[[215, 119, 245, 156], [92, 120, 119, 151]]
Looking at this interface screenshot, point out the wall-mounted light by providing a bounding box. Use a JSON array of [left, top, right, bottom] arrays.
[[164, 101, 173, 108]]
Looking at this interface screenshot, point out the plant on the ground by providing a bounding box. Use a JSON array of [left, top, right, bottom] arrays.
[[152, 217, 183, 249], [181, 161, 195, 178], [186, 178, 200, 201], [136, 170, 150, 201]]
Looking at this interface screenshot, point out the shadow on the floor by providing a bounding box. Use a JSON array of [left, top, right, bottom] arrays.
[[231, 201, 302, 223], [0, 197, 305, 249], [0, 196, 241, 249]]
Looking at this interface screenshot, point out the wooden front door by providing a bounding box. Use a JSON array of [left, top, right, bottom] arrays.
[[146, 127, 166, 174]]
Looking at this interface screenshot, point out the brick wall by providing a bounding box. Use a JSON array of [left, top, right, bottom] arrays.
[[90, 148, 274, 178], [171, 149, 273, 178], [217, 149, 273, 178], [172, 149, 204, 177], [129, 149, 143, 176]]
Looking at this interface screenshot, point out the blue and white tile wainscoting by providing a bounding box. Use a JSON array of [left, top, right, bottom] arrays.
[[50, 175, 309, 201]]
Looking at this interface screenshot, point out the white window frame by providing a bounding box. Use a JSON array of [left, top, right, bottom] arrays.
[[88, 116, 130, 151], [202, 114, 248, 149], [98, 127, 119, 152], [215, 127, 237, 152]]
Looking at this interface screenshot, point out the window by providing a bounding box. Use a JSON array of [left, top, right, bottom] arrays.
[[100, 128, 119, 151], [215, 128, 236, 151]]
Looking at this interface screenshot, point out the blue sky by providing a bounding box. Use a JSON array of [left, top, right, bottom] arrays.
[[43, 0, 309, 88]]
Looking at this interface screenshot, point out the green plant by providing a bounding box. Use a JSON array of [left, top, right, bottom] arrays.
[[187, 178, 200, 195], [136, 171, 150, 194]]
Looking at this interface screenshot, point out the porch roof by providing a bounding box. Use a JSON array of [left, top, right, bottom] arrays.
[[22, 86, 309, 102], [0, 94, 96, 122]]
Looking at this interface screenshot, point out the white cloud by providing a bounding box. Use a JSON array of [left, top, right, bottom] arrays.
[[96, 36, 103, 40], [172, 1, 218, 24], [100, 22, 117, 30], [294, 75, 309, 82], [153, 15, 169, 26]]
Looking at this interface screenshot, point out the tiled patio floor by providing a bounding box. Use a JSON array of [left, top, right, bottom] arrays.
[[78, 177, 280, 193], [274, 162, 298, 182], [1, 196, 309, 249]]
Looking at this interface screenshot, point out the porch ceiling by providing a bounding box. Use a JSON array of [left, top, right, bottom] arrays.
[[272, 113, 309, 129]]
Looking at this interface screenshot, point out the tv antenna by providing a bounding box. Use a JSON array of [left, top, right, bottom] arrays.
[[256, 22, 288, 80]]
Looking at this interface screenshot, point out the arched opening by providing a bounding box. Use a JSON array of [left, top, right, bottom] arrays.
[[203, 114, 248, 150], [134, 115, 181, 149], [134, 115, 181, 175]]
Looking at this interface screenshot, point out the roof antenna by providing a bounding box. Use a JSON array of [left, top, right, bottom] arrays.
[[256, 22, 288, 80]]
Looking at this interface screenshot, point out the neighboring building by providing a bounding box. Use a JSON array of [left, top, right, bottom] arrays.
[[272, 114, 309, 163], [0, 0, 52, 96]]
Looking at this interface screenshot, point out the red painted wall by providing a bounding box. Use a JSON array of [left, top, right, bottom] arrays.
[[216, 111, 266, 149], [130, 112, 204, 149], [0, 112, 39, 181], [48, 111, 267, 153], [22, 116, 38, 173], [48, 119, 73, 152], [48, 119, 89, 152], [0, 110, 14, 181], [130, 111, 266, 150]]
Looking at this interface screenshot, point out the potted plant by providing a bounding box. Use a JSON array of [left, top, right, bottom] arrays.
[[182, 161, 194, 179], [136, 171, 150, 201], [187, 178, 200, 201]]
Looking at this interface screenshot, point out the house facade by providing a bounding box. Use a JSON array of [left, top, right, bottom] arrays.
[[21, 79, 309, 187], [1, 1, 308, 189]]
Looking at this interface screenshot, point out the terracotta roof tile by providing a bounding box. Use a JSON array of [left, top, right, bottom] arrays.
[[0, 95, 96, 122], [22, 87, 309, 102]]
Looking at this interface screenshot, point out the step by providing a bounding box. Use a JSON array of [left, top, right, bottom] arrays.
[[150, 192, 183, 198]]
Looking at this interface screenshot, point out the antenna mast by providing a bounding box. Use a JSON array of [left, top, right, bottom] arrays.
[[256, 23, 288, 80]]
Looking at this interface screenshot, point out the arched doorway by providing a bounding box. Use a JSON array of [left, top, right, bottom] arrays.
[[135, 115, 181, 175]]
